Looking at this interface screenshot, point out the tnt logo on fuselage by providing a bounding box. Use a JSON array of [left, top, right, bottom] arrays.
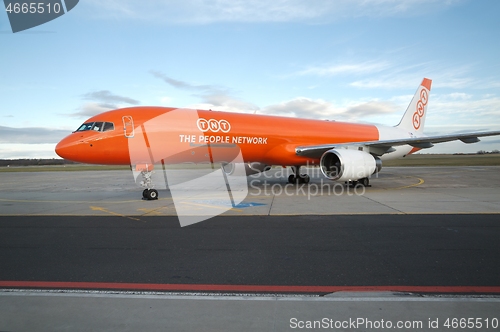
[[197, 118, 231, 133]]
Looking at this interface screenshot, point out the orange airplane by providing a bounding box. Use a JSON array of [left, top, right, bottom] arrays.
[[56, 78, 500, 200]]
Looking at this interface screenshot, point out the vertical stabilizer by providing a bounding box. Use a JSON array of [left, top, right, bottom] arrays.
[[396, 78, 432, 135]]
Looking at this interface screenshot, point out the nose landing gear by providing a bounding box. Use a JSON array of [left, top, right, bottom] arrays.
[[136, 164, 159, 200]]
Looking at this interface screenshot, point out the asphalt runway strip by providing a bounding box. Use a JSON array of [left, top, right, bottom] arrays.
[[0, 215, 499, 294]]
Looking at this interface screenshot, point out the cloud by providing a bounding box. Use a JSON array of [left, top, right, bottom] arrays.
[[0, 126, 68, 144], [197, 93, 259, 112], [152, 72, 401, 120], [71, 90, 140, 118], [279, 53, 461, 91], [151, 71, 259, 112], [350, 74, 473, 90], [344, 101, 397, 118], [150, 71, 216, 91], [85, 0, 461, 24], [261, 97, 397, 121], [152, 71, 500, 138], [0, 143, 58, 159], [347, 62, 476, 90], [428, 94, 500, 125], [72, 102, 118, 118], [262, 97, 337, 118], [290, 56, 483, 91], [485, 138, 500, 145], [296, 61, 390, 77], [82, 90, 139, 105]]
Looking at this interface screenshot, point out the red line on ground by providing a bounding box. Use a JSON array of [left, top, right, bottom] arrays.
[[1, 281, 499, 294]]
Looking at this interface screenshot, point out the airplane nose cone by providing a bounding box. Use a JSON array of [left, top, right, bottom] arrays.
[[55, 136, 79, 160], [55, 140, 68, 159]]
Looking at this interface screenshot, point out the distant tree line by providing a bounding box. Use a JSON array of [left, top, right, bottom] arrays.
[[477, 150, 500, 155], [0, 159, 79, 167]]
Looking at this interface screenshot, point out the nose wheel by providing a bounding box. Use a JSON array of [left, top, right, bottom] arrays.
[[142, 188, 158, 200]]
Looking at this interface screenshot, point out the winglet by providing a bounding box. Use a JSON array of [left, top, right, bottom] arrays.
[[396, 78, 432, 135]]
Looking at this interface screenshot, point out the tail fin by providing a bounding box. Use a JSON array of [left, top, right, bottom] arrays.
[[396, 78, 432, 134]]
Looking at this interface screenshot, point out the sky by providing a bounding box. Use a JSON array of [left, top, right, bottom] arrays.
[[1, 0, 500, 159]]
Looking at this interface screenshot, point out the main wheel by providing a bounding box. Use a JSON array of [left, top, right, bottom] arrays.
[[302, 174, 310, 184], [143, 189, 149, 198], [288, 174, 296, 184], [359, 177, 369, 187], [354, 183, 364, 192]]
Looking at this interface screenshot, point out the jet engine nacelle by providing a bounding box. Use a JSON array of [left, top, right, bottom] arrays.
[[320, 149, 382, 181], [222, 162, 271, 176]]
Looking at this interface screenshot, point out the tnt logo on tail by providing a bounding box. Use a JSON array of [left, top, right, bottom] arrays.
[[413, 88, 429, 130], [397, 78, 432, 135]]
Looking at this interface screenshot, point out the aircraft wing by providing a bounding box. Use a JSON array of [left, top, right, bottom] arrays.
[[295, 130, 500, 158]]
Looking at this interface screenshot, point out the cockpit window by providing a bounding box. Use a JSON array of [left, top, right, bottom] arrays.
[[75, 121, 115, 133], [103, 122, 115, 132], [91, 122, 104, 132], [76, 122, 94, 131]]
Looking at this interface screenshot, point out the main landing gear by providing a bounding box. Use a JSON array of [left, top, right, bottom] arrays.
[[346, 177, 371, 187], [285, 165, 372, 188], [287, 166, 310, 184]]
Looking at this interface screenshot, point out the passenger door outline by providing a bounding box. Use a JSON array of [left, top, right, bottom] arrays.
[[122, 116, 134, 138]]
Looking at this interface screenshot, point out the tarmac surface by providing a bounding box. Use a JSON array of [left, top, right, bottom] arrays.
[[1, 166, 499, 331], [1, 214, 500, 288], [1, 166, 500, 217]]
